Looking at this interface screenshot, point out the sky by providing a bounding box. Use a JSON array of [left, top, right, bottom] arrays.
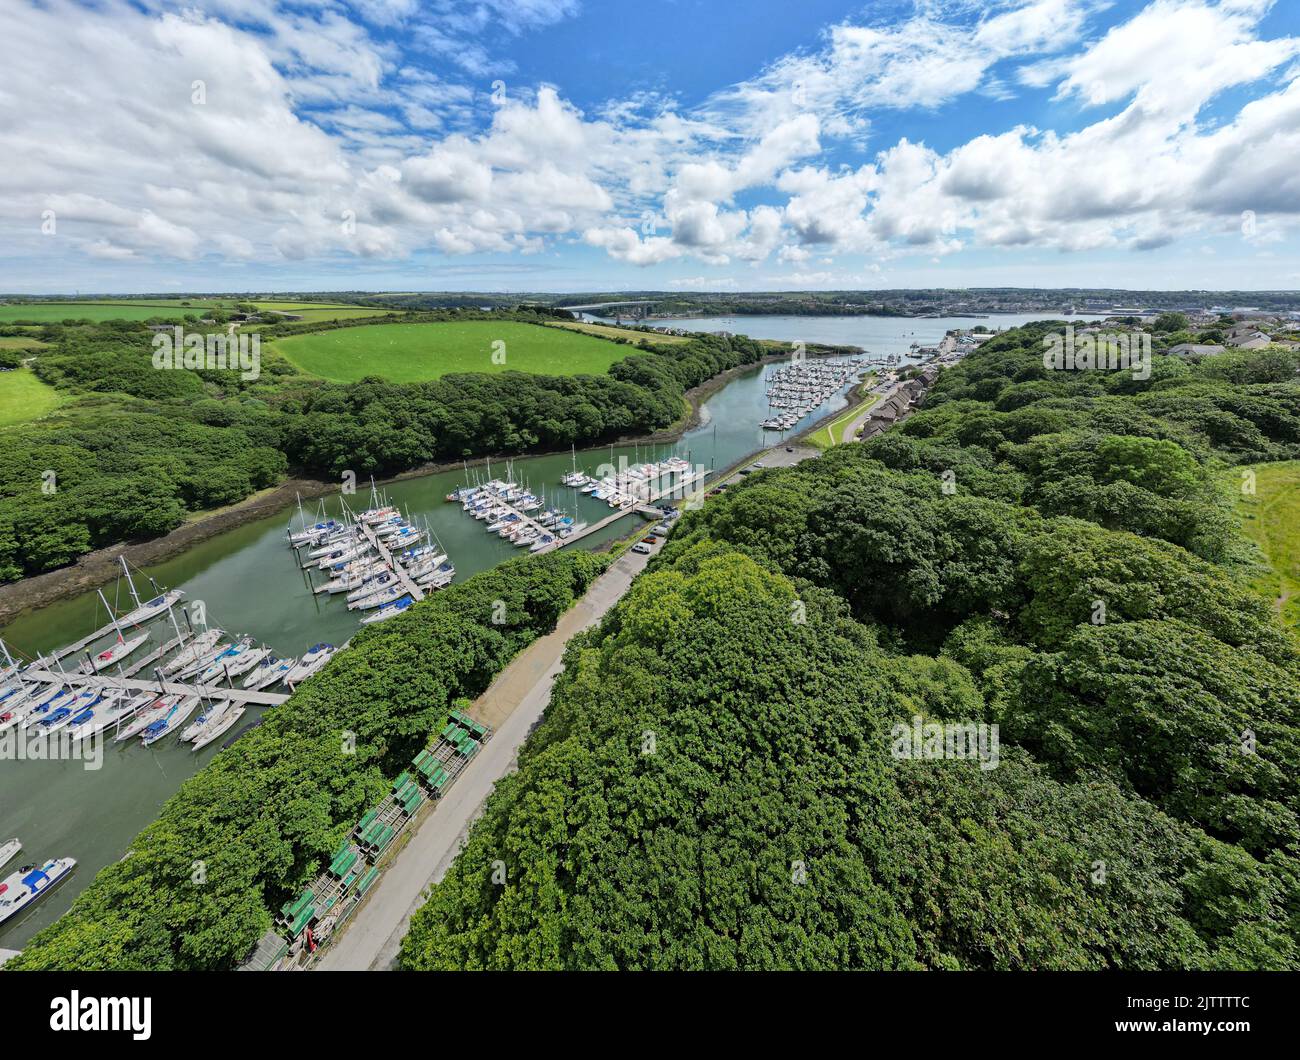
[[2, 0, 1300, 293]]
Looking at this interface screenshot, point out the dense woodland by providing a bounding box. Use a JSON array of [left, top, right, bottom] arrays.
[[0, 312, 768, 582], [397, 324, 1300, 970], [9, 551, 606, 970]]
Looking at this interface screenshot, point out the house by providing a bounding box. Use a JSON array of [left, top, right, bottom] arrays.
[[1167, 343, 1226, 356], [1228, 332, 1272, 349]]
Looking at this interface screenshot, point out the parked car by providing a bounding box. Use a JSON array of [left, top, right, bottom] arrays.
[[641, 536, 657, 545], [631, 543, 652, 555]]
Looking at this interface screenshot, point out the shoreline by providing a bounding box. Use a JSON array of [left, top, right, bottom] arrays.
[[0, 351, 814, 624]]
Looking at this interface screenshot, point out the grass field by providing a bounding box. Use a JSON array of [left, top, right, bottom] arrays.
[[545, 320, 691, 345], [1233, 460, 1300, 631], [0, 300, 400, 325], [0, 367, 67, 427], [807, 380, 879, 449], [272, 320, 630, 383], [0, 302, 200, 322], [0, 336, 48, 350]]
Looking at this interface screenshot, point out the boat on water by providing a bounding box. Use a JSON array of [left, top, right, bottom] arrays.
[[114, 695, 185, 742], [0, 839, 19, 872], [13, 687, 76, 731], [161, 628, 223, 676], [140, 696, 201, 747], [349, 584, 406, 611], [216, 646, 270, 681], [284, 644, 334, 685], [415, 562, 456, 588], [115, 588, 185, 628], [79, 631, 149, 674], [346, 572, 397, 603], [36, 689, 124, 736], [65, 690, 151, 742], [0, 857, 76, 926], [196, 640, 256, 684], [358, 596, 413, 625], [192, 705, 246, 751], [288, 518, 340, 546], [181, 699, 235, 742], [242, 655, 291, 690]]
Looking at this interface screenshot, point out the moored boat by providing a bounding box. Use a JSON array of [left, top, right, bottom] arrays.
[[0, 857, 77, 925], [192, 705, 246, 750]]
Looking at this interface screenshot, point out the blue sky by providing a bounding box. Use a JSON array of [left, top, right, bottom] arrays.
[[2, 0, 1300, 293]]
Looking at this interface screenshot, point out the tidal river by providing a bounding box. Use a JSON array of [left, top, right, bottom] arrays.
[[0, 312, 1085, 945]]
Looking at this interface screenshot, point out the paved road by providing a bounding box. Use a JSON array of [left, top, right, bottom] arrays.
[[316, 545, 654, 971], [836, 381, 895, 444]]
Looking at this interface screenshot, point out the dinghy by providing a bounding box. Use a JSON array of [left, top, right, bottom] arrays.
[[0, 838, 19, 872]]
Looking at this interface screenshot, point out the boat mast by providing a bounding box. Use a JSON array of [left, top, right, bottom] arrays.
[[98, 589, 127, 640], [119, 555, 142, 609]]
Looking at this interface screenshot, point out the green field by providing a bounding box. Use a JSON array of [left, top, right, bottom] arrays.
[[0, 336, 48, 350], [272, 320, 630, 383], [0, 367, 66, 427], [545, 320, 690, 345], [1233, 461, 1300, 631], [808, 379, 879, 449], [0, 300, 399, 325], [0, 302, 200, 322]]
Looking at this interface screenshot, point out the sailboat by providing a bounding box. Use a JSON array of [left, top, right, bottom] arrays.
[[79, 589, 148, 674], [66, 690, 151, 742], [180, 698, 235, 742], [140, 696, 201, 746], [358, 596, 413, 625], [114, 694, 185, 742], [192, 705, 246, 751], [161, 628, 222, 676], [113, 557, 184, 627]]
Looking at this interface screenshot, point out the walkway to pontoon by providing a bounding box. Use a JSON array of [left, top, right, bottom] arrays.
[[356, 521, 425, 602], [535, 465, 711, 554], [17, 666, 290, 707]]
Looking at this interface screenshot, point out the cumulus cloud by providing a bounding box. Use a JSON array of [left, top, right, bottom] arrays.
[[2, 0, 1298, 283]]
